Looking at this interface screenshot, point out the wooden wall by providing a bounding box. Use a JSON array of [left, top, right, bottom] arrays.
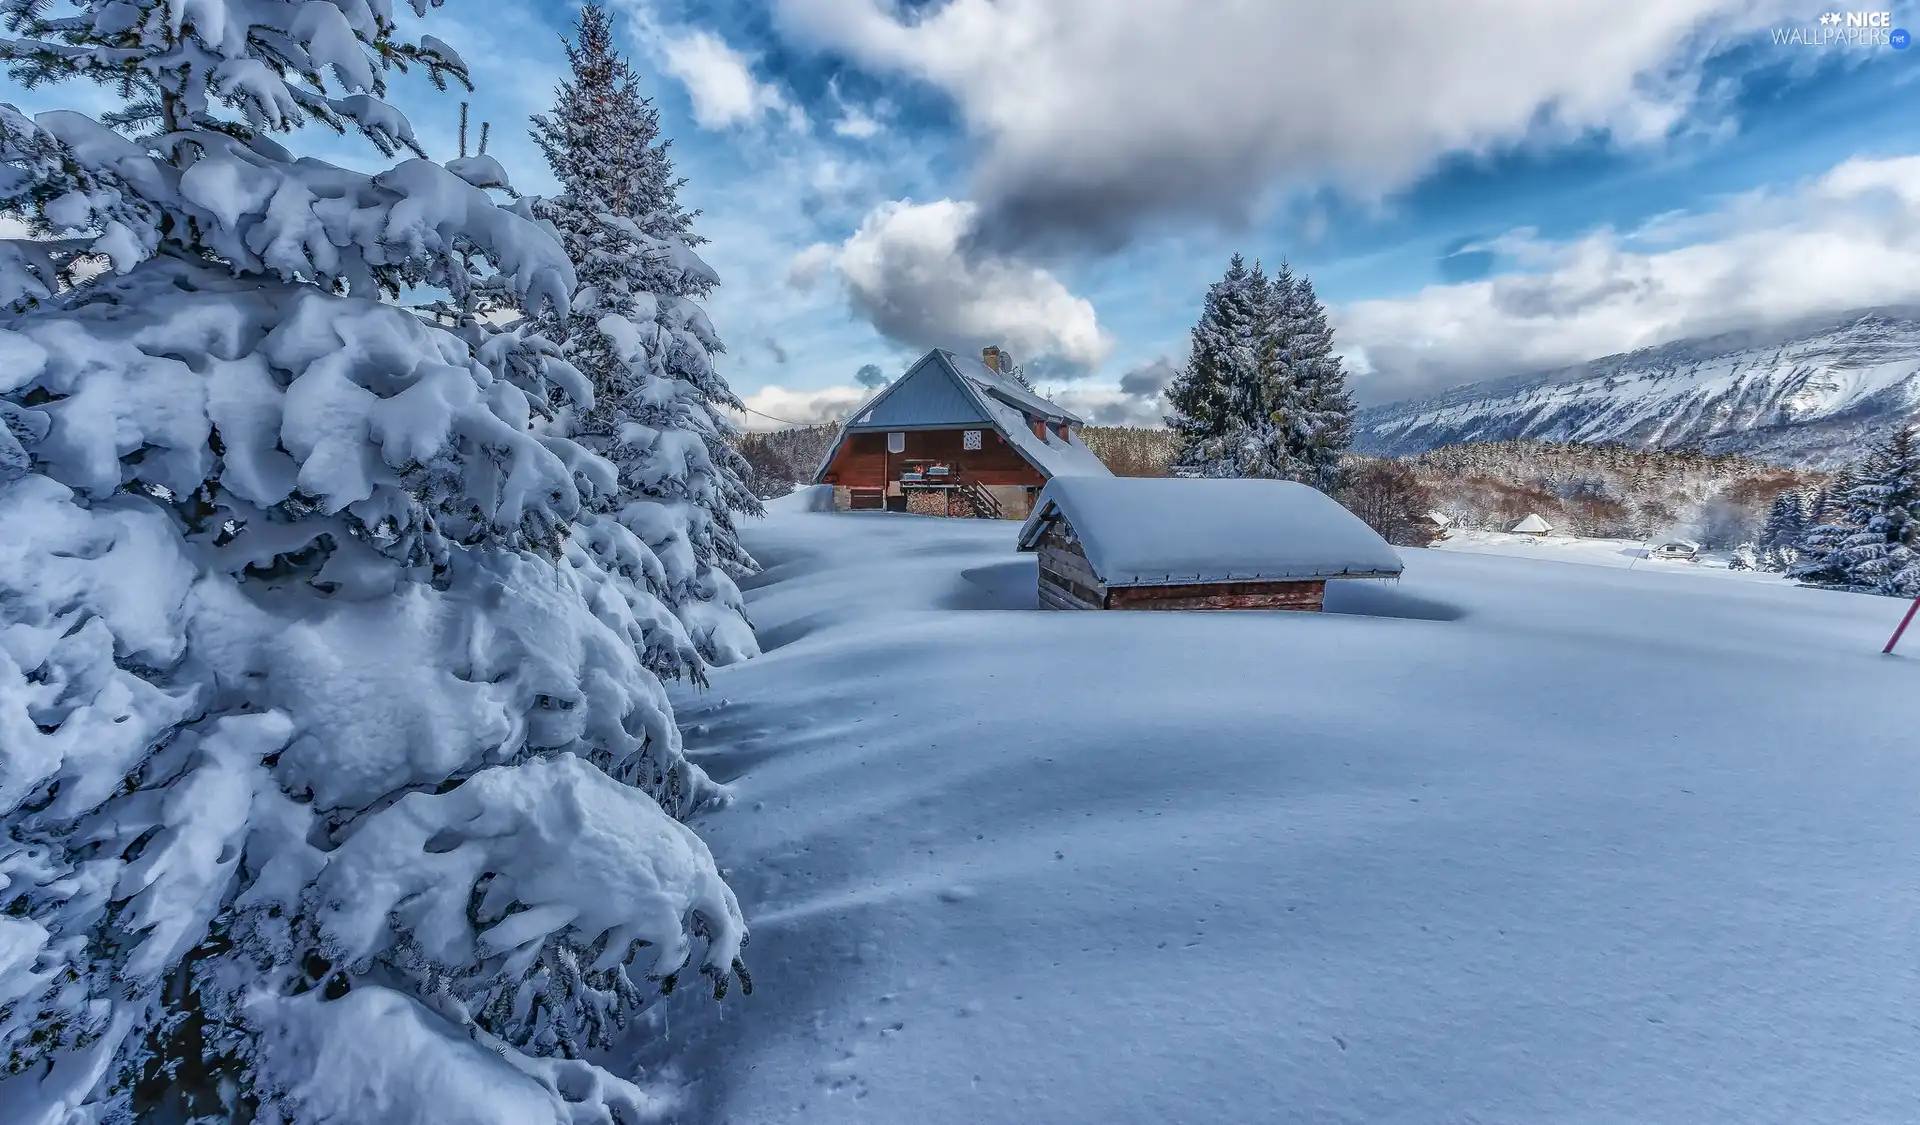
[[1036, 524, 1106, 609], [1108, 579, 1326, 612], [1034, 517, 1327, 612], [818, 427, 1047, 489]]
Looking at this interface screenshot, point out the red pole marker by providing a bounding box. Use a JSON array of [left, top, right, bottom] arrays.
[[1885, 596, 1920, 655]]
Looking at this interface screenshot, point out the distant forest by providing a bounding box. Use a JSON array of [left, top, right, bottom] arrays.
[[733, 425, 1820, 549]]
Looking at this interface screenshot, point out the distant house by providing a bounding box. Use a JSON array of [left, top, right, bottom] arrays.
[[1016, 477, 1404, 611], [814, 346, 1111, 519], [1510, 513, 1554, 536]]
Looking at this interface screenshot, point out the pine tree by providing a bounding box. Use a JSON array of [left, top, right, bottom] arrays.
[[532, 3, 762, 667], [1168, 255, 1355, 489], [1166, 254, 1262, 476], [1220, 258, 1295, 479], [1758, 487, 1811, 571], [1791, 471, 1859, 586], [1797, 426, 1920, 594], [0, 4, 746, 1121], [1275, 270, 1356, 492]]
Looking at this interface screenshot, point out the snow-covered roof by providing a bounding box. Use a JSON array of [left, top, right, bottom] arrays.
[[975, 390, 1112, 479], [814, 348, 1107, 481], [944, 350, 1081, 424], [1511, 514, 1554, 534], [1017, 477, 1403, 587], [1426, 510, 1453, 526]]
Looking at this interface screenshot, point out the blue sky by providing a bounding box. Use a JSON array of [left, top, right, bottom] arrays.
[[6, 1, 1920, 425]]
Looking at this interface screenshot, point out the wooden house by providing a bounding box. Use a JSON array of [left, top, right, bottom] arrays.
[[1016, 477, 1404, 611], [813, 346, 1111, 519]]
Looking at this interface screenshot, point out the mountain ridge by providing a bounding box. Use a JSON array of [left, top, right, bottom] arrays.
[[1353, 306, 1920, 467]]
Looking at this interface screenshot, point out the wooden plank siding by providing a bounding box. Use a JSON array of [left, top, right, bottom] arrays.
[[1036, 524, 1105, 609], [1106, 579, 1325, 612], [819, 427, 1046, 490]]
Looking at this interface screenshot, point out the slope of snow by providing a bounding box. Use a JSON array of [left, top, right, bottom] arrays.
[[1355, 309, 1920, 466], [649, 503, 1916, 1124]]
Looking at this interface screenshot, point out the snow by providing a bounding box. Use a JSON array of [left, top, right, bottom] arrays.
[[1019, 476, 1403, 585], [650, 504, 1918, 1124], [315, 753, 744, 982], [1510, 513, 1554, 534], [1434, 530, 1785, 576], [249, 987, 578, 1125], [976, 392, 1113, 479]]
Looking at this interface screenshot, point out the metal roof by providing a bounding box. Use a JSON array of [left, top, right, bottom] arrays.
[[938, 350, 1084, 425], [842, 352, 992, 431]]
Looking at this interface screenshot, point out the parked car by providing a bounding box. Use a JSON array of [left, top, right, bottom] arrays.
[[1650, 541, 1699, 561]]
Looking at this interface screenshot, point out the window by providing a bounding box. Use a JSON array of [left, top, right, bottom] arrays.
[[963, 429, 982, 450], [886, 432, 905, 453]]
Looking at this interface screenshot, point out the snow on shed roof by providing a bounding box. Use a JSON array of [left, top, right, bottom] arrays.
[[1017, 477, 1403, 587], [1510, 514, 1554, 534]]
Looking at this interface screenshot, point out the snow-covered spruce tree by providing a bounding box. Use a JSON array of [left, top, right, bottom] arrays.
[[1168, 255, 1354, 489], [1166, 254, 1263, 476], [1221, 259, 1294, 479], [1791, 469, 1863, 587], [1269, 268, 1355, 493], [0, 4, 747, 1123], [1794, 426, 1920, 595], [531, 3, 761, 669], [1758, 486, 1812, 571]]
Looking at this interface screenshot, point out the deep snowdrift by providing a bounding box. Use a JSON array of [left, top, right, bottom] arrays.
[[649, 499, 1914, 1124]]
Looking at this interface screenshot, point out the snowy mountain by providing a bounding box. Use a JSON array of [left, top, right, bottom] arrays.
[[1354, 308, 1920, 467]]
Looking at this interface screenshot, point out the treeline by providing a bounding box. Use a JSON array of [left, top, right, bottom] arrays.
[[1078, 426, 1180, 477], [736, 424, 839, 498], [1405, 440, 1819, 547]]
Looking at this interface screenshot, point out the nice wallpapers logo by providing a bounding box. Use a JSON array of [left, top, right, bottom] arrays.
[[1770, 10, 1912, 46]]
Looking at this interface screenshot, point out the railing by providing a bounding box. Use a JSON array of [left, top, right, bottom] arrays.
[[950, 468, 1003, 520]]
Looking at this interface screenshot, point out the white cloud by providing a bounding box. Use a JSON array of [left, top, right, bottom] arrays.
[[728, 383, 874, 431], [771, 0, 1799, 247], [793, 198, 1112, 368], [1336, 154, 1920, 402], [832, 104, 882, 139], [826, 77, 884, 139], [1045, 382, 1168, 427], [655, 26, 803, 131]]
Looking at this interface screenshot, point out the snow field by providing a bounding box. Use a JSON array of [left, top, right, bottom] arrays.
[[650, 500, 1916, 1124]]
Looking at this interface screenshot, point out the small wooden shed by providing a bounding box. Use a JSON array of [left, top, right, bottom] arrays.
[[1015, 477, 1404, 611], [1510, 513, 1554, 536]]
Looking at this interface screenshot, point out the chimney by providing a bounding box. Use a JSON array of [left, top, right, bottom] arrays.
[[981, 345, 1000, 373]]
